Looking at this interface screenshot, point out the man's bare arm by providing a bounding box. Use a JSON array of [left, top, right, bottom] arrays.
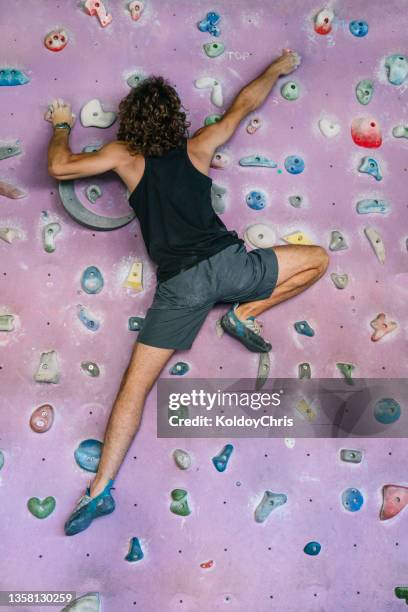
[[48, 131, 126, 180], [188, 49, 301, 171]]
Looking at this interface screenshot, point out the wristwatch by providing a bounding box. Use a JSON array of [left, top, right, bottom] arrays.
[[54, 122, 71, 133]]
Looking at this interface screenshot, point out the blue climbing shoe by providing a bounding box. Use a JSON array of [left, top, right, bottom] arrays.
[[220, 304, 271, 353], [64, 479, 115, 536]]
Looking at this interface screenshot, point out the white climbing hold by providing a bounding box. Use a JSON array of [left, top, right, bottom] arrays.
[[173, 449, 192, 470], [364, 227, 385, 263], [256, 352, 270, 390], [0, 227, 21, 244], [34, 350, 60, 384], [319, 118, 341, 138], [392, 124, 408, 139], [244, 223, 275, 248], [61, 592, 101, 612], [80, 99, 117, 128], [284, 438, 296, 449], [194, 77, 223, 107]]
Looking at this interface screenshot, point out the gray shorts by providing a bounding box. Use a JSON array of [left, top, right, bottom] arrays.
[[137, 242, 279, 350]]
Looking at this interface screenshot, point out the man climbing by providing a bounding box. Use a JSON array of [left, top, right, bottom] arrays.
[[46, 49, 329, 535]]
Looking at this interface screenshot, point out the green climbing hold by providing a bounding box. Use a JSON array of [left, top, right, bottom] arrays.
[[204, 114, 222, 126], [356, 79, 374, 105], [203, 42, 225, 58], [281, 81, 299, 101], [395, 586, 408, 604], [170, 489, 191, 516], [336, 362, 355, 385], [27, 496, 56, 519]]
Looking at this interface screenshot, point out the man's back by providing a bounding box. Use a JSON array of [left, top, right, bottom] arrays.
[[128, 138, 243, 282]]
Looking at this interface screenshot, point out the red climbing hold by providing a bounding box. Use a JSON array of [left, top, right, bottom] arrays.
[[314, 8, 334, 35], [200, 560, 214, 569], [351, 117, 382, 148], [380, 484, 408, 520]]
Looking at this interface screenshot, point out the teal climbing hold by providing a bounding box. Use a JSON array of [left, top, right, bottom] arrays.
[[0, 450, 4, 470], [342, 487, 364, 512], [281, 81, 299, 101], [340, 449, 363, 463], [356, 199, 390, 214], [27, 496, 56, 519], [204, 114, 222, 126], [85, 184, 102, 203], [81, 361, 100, 377], [239, 155, 277, 168], [126, 72, 146, 88], [77, 305, 100, 331], [0, 67, 30, 86], [294, 320, 314, 337], [81, 266, 104, 294], [304, 541, 321, 556], [356, 79, 374, 105], [125, 537, 144, 562], [170, 362, 189, 376], [170, 489, 191, 516], [374, 398, 401, 424], [336, 362, 355, 385], [212, 443, 233, 472], [385, 54, 408, 86], [254, 491, 287, 523], [359, 156, 382, 181], [128, 316, 145, 331], [74, 439, 103, 472], [0, 139, 22, 160], [299, 363, 311, 379], [203, 42, 225, 58], [349, 20, 368, 37], [284, 155, 305, 174]]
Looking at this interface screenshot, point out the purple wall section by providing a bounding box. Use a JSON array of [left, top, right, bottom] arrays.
[[1, 1, 407, 610]]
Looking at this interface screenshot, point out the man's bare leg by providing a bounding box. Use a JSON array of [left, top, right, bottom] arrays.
[[235, 245, 329, 320], [89, 342, 175, 497]]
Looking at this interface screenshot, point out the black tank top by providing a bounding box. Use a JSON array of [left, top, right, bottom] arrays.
[[128, 139, 244, 282]]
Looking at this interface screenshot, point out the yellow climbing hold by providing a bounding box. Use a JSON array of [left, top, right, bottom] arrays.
[[281, 231, 314, 245], [123, 261, 143, 291], [296, 398, 316, 422]]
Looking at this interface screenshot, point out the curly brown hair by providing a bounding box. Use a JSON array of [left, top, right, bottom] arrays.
[[117, 75, 191, 157]]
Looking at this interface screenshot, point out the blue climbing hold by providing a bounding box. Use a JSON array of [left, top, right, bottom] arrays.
[[294, 320, 315, 337], [358, 156, 382, 181], [81, 266, 104, 294], [254, 491, 287, 523], [349, 20, 368, 37], [125, 537, 144, 562], [197, 11, 221, 37], [246, 190, 266, 210], [374, 398, 401, 424], [212, 444, 233, 472], [0, 67, 30, 86], [128, 316, 144, 331], [304, 541, 321, 556], [284, 155, 305, 175], [170, 362, 190, 376], [356, 199, 390, 214], [77, 305, 100, 331], [74, 439, 103, 473], [342, 487, 364, 512], [239, 155, 277, 168]]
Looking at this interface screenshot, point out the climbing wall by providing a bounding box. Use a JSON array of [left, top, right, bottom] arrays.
[[1, 0, 408, 610]]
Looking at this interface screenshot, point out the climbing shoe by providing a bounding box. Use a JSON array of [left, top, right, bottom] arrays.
[[64, 479, 116, 536], [220, 303, 272, 353]]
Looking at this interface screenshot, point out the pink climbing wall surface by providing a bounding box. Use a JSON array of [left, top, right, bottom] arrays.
[[1, 0, 408, 611]]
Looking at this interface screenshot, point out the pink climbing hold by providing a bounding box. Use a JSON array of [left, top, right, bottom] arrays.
[[30, 404, 54, 433], [0, 180, 26, 199], [84, 0, 113, 27], [128, 1, 144, 21], [44, 28, 69, 52], [380, 484, 408, 520], [351, 117, 382, 148], [246, 117, 262, 134], [370, 312, 398, 342], [314, 8, 335, 35]]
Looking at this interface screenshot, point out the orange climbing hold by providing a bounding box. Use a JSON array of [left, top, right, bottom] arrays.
[[380, 484, 408, 520], [200, 560, 214, 569]]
